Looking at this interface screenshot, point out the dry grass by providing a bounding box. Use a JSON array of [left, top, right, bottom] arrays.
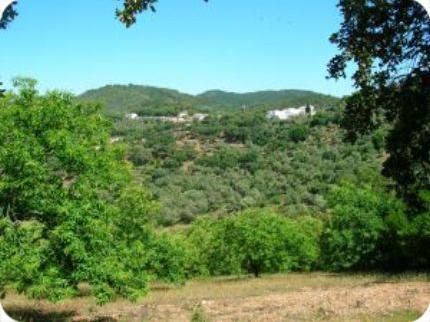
[[3, 273, 429, 322], [347, 310, 421, 322]]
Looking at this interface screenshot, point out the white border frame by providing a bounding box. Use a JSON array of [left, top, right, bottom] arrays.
[[0, 0, 14, 20], [416, 0, 430, 16]]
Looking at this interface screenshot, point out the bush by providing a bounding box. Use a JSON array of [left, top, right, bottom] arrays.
[[187, 210, 321, 277], [321, 183, 391, 270], [405, 191, 430, 269], [288, 124, 310, 142], [144, 232, 189, 283]]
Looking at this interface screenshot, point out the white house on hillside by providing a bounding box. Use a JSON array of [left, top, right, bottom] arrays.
[[193, 113, 208, 122], [124, 111, 208, 123], [266, 105, 315, 121], [125, 113, 140, 120]]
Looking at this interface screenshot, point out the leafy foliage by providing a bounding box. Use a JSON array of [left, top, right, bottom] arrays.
[[0, 80, 177, 304], [328, 0, 430, 205], [321, 184, 389, 270], [120, 106, 383, 225], [185, 210, 321, 277]]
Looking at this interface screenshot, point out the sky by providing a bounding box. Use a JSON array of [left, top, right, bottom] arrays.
[[0, 0, 355, 97]]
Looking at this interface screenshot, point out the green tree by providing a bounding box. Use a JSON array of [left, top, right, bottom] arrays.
[[0, 79, 163, 304], [0, 83, 5, 98], [288, 124, 310, 143], [405, 190, 430, 268], [193, 209, 321, 277], [328, 0, 430, 206], [321, 183, 404, 270]]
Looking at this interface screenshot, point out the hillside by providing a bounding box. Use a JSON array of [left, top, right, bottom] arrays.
[[78, 84, 340, 116], [197, 89, 340, 109], [79, 84, 196, 117]]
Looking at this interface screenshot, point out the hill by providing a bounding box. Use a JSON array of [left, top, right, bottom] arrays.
[[78, 84, 196, 117], [197, 89, 340, 109], [78, 85, 340, 116]]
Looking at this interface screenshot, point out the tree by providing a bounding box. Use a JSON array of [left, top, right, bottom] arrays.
[[0, 79, 167, 304], [288, 123, 310, 143], [321, 183, 406, 270], [193, 209, 321, 277], [328, 0, 430, 206]]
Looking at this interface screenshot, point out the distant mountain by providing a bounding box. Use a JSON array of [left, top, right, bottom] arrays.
[[78, 85, 340, 116], [79, 85, 196, 117], [197, 89, 340, 109]]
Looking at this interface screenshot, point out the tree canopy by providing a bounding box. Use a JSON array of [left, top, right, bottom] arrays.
[[328, 0, 430, 206], [0, 79, 182, 304]]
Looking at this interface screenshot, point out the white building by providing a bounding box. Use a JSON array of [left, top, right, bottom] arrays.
[[193, 113, 208, 122], [266, 105, 315, 121], [125, 111, 208, 123], [125, 113, 140, 120], [178, 111, 189, 121]]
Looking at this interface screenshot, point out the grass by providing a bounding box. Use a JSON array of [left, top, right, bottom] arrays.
[[3, 272, 429, 322], [142, 272, 429, 305], [342, 310, 422, 322]]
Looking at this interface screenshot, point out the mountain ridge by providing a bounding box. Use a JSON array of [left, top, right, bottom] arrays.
[[78, 84, 340, 116]]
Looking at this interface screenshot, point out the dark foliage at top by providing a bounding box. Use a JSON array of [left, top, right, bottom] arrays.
[[328, 0, 430, 206]]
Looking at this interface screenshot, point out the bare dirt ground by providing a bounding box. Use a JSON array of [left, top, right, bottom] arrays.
[[3, 273, 429, 322]]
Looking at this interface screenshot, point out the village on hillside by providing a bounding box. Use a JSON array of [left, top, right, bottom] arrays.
[[124, 104, 316, 124]]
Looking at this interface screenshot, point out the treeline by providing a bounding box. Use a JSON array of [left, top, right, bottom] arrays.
[[157, 183, 430, 282]]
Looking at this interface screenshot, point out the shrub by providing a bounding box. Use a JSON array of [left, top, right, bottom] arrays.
[[288, 124, 310, 142], [321, 183, 388, 270], [187, 209, 321, 277]]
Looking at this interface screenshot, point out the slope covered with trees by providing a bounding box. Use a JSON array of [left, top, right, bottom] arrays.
[[116, 105, 382, 225], [78, 85, 197, 117], [78, 85, 340, 116], [197, 89, 340, 109]]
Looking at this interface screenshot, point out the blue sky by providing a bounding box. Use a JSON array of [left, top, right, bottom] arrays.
[[0, 0, 354, 96]]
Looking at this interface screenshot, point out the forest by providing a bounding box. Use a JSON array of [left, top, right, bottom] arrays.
[[0, 0, 428, 317]]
